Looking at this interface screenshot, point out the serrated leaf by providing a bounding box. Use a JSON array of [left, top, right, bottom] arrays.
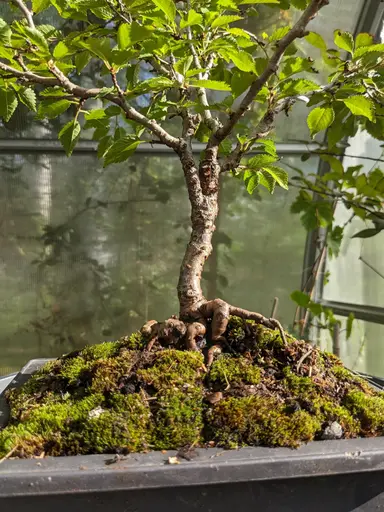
[[305, 32, 326, 50], [0, 19, 11, 45], [355, 33, 374, 49], [75, 51, 91, 73], [211, 15, 243, 28], [0, 89, 17, 122], [133, 77, 175, 95], [307, 106, 335, 137], [59, 119, 81, 156], [32, 0, 51, 13], [180, 9, 203, 28], [97, 135, 112, 159], [53, 40, 70, 59], [247, 153, 278, 168], [174, 56, 193, 76], [259, 170, 276, 194], [37, 99, 72, 119], [290, 0, 310, 9], [18, 87, 37, 112], [104, 137, 142, 167], [308, 302, 323, 316], [228, 49, 256, 73], [270, 26, 290, 42], [291, 290, 310, 308], [243, 170, 260, 194], [150, 0, 175, 22], [351, 228, 381, 239], [237, 0, 279, 3], [342, 96, 374, 121], [280, 78, 319, 98], [188, 79, 231, 91], [354, 44, 384, 58], [334, 30, 354, 54], [24, 27, 50, 54], [262, 166, 289, 190], [346, 313, 354, 340], [117, 22, 153, 50]]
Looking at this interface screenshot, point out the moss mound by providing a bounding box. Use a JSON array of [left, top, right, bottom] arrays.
[[1, 319, 383, 458]]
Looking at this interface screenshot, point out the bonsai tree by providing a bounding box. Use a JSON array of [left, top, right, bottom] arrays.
[[1, 0, 383, 355], [1, 0, 384, 456]]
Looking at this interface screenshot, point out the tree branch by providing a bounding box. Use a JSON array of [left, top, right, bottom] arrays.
[[185, 0, 220, 132], [11, 0, 35, 28], [4, 0, 181, 151], [208, 0, 329, 147]]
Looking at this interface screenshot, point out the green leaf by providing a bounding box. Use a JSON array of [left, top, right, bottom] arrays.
[[270, 26, 290, 42], [58, 119, 81, 156], [352, 228, 381, 239], [53, 41, 70, 59], [188, 79, 231, 91], [308, 302, 323, 317], [319, 154, 343, 175], [18, 87, 37, 112], [346, 313, 354, 340], [117, 22, 153, 49], [150, 0, 175, 22], [307, 106, 335, 137], [180, 9, 203, 28], [37, 99, 72, 119], [237, 0, 279, 3], [355, 33, 374, 49], [104, 137, 142, 167], [334, 30, 354, 54], [32, 0, 51, 12], [0, 89, 18, 122], [263, 166, 289, 190], [354, 43, 384, 58], [279, 78, 319, 98], [243, 170, 260, 194], [211, 15, 243, 28], [342, 96, 374, 121], [290, 290, 310, 308], [0, 19, 11, 45], [290, 0, 310, 9], [228, 50, 256, 73], [328, 225, 343, 257], [75, 51, 91, 73], [247, 154, 278, 168], [305, 32, 326, 50], [24, 27, 50, 54], [133, 77, 175, 94], [259, 170, 276, 194]]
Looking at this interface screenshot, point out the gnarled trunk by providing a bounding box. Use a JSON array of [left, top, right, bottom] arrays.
[[177, 148, 220, 318]]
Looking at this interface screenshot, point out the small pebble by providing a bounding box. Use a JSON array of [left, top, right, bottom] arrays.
[[321, 421, 343, 440]]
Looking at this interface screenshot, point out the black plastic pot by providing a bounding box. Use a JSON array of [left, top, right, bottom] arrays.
[[2, 360, 384, 511]]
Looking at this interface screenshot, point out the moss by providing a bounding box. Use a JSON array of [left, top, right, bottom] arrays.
[[81, 341, 121, 361], [120, 331, 146, 350], [207, 396, 321, 448], [209, 355, 260, 388], [283, 367, 316, 395], [344, 391, 384, 433], [153, 389, 204, 449], [1, 321, 383, 458], [138, 349, 204, 390]]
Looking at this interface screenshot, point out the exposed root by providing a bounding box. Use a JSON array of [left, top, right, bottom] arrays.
[[141, 298, 287, 365]]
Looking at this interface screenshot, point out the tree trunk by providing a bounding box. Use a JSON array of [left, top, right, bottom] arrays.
[[177, 148, 220, 319]]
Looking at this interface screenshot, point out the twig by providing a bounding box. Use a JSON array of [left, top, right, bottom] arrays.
[[12, 0, 34, 28], [0, 446, 18, 464], [296, 347, 313, 373], [271, 297, 279, 318]]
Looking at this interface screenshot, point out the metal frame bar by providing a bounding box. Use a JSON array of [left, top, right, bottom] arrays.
[[0, 139, 319, 155], [320, 300, 384, 326]]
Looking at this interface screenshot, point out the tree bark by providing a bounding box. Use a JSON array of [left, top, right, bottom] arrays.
[[177, 147, 220, 319]]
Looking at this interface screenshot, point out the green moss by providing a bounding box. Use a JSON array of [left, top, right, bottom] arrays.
[[120, 331, 146, 350], [209, 355, 260, 388], [344, 391, 384, 433], [82, 341, 121, 361], [153, 389, 204, 449], [207, 396, 320, 448], [283, 367, 316, 395], [138, 349, 204, 390], [1, 321, 383, 458]]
